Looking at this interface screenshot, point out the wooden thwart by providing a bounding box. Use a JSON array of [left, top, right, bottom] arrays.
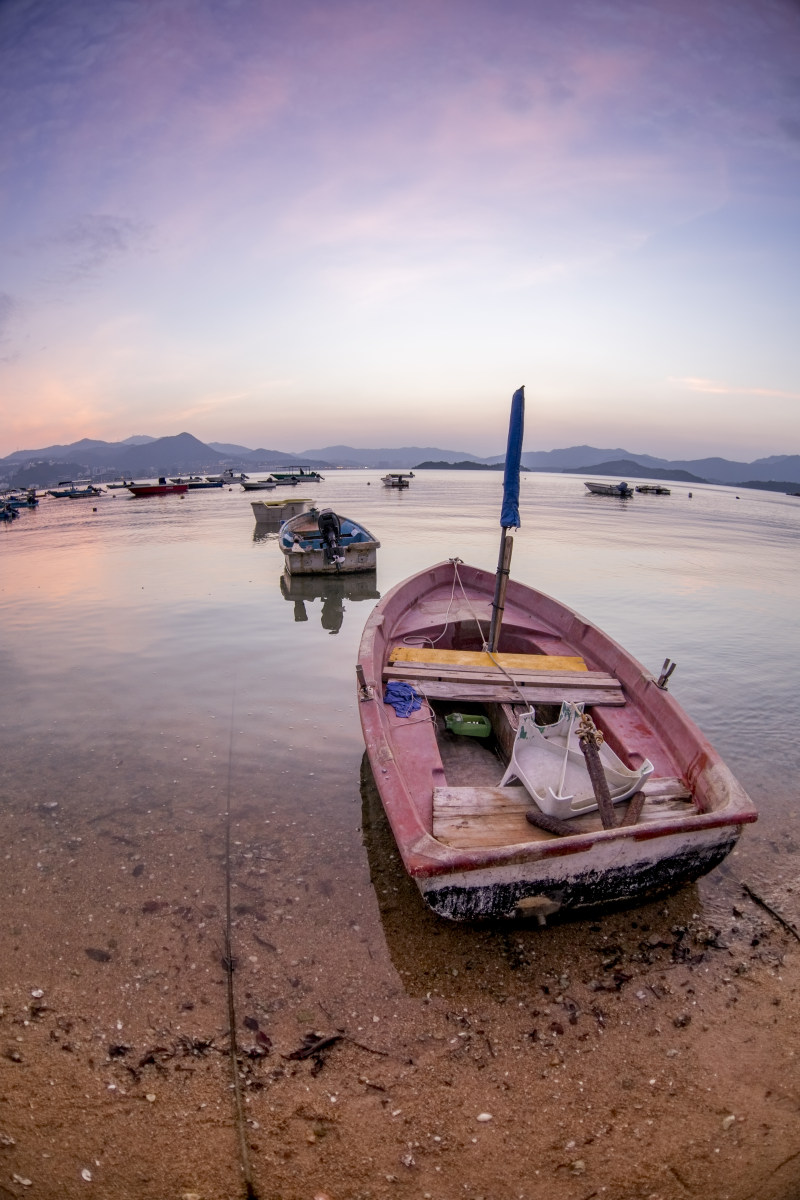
[[432, 778, 694, 849], [389, 646, 587, 672], [408, 680, 625, 705], [384, 663, 616, 687], [383, 662, 624, 707]]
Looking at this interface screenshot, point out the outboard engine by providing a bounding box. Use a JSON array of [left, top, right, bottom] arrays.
[[317, 509, 344, 566]]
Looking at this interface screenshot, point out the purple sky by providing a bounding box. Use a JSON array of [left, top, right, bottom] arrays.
[[2, 0, 799, 459]]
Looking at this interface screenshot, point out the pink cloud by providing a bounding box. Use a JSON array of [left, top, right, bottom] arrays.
[[673, 377, 800, 400]]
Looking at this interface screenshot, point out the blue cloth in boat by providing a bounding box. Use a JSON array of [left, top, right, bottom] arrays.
[[383, 680, 422, 717]]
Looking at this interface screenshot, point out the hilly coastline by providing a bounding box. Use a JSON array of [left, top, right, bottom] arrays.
[[2, 434, 800, 492]]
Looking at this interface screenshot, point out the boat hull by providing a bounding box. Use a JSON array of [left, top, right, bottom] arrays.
[[127, 484, 188, 496], [416, 819, 739, 920], [356, 561, 756, 921], [284, 546, 378, 574]]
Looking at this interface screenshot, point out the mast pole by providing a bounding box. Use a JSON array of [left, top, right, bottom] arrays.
[[488, 528, 513, 651]]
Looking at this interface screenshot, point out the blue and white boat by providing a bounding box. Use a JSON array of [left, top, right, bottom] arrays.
[[279, 507, 379, 575]]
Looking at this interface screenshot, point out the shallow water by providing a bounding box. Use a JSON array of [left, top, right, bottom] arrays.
[[2, 472, 798, 915]]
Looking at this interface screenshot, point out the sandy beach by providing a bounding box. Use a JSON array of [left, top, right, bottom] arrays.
[[2, 477, 799, 1199], [2, 758, 798, 1200]]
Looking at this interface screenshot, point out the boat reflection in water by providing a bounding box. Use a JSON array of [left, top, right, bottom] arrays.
[[279, 570, 379, 634]]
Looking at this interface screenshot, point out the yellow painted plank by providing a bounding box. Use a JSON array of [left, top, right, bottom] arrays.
[[389, 646, 587, 672]]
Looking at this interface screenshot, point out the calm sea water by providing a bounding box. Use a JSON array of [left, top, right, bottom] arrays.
[[2, 471, 798, 915]]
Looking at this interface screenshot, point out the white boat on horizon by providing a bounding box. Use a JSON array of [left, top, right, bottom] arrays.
[[381, 472, 414, 488]]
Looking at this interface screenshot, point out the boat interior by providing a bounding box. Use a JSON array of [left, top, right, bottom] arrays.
[[283, 512, 375, 552], [382, 630, 699, 850]]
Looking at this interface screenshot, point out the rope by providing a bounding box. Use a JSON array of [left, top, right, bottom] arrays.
[[401, 559, 466, 650], [451, 561, 534, 711], [401, 560, 535, 712], [224, 695, 259, 1200]]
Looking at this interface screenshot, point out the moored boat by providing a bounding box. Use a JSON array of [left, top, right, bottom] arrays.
[[47, 481, 104, 499], [280, 507, 379, 574], [356, 388, 756, 921], [381, 472, 414, 488], [270, 465, 325, 483], [127, 477, 189, 497], [3, 489, 39, 508], [636, 484, 671, 495], [251, 497, 312, 525], [241, 478, 278, 491], [205, 470, 249, 483], [584, 480, 634, 497]]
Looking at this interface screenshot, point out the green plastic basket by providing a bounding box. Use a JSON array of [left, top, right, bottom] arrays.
[[445, 712, 492, 738]]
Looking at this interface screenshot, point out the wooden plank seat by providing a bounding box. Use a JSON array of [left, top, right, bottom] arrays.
[[383, 662, 625, 706], [432, 778, 694, 848], [389, 647, 588, 671]]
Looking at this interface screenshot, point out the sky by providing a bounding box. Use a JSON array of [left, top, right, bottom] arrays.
[[1, 0, 799, 461]]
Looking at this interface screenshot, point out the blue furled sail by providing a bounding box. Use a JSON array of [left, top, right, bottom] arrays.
[[500, 385, 525, 529], [489, 385, 525, 650]]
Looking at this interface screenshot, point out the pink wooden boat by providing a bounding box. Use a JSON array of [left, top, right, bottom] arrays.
[[356, 560, 757, 921], [356, 388, 756, 921]]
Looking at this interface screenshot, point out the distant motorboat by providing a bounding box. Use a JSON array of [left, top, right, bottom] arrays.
[[127, 477, 188, 497], [269, 466, 325, 483], [47, 481, 105, 499], [635, 485, 671, 495], [4, 489, 39, 509], [205, 470, 249, 483], [584, 481, 634, 497], [241, 477, 278, 491], [381, 472, 414, 488]]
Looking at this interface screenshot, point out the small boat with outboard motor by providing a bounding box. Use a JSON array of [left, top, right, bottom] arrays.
[[270, 465, 325, 483], [3, 489, 39, 509], [584, 480, 634, 497], [280, 507, 379, 575], [47, 481, 105, 499], [241, 477, 279, 491], [381, 472, 414, 488]]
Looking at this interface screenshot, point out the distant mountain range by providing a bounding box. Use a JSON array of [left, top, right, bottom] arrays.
[[2, 432, 800, 490]]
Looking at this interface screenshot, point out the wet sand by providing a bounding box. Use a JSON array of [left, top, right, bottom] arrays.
[[1, 759, 799, 1200]]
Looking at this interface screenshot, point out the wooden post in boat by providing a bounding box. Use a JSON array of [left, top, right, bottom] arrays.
[[488, 530, 513, 651], [576, 712, 617, 829]]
